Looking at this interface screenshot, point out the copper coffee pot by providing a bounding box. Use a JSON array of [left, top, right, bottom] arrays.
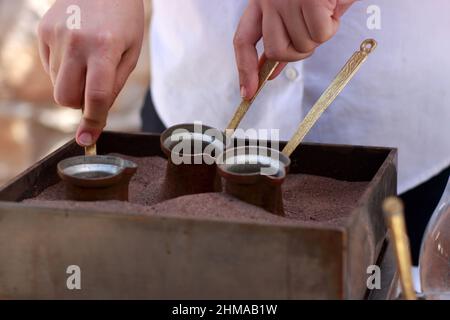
[[160, 57, 279, 199], [217, 39, 377, 215]]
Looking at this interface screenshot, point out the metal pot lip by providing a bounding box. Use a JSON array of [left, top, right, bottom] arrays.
[[160, 123, 225, 161], [57, 155, 137, 187], [216, 146, 291, 184]]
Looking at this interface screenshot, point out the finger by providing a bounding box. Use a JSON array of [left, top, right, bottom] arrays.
[[37, 39, 50, 75], [37, 22, 51, 74], [77, 57, 118, 146], [302, 1, 340, 43], [233, 2, 262, 100], [53, 51, 86, 109], [113, 47, 140, 101], [262, 6, 308, 62], [278, 5, 318, 54], [49, 50, 61, 86]]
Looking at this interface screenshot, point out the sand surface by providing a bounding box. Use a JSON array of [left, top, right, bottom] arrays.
[[23, 154, 369, 227]]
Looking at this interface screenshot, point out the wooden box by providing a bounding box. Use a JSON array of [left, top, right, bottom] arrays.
[[0, 132, 397, 299]]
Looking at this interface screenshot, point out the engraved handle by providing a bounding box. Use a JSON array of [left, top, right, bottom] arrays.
[[227, 58, 280, 131], [282, 39, 377, 157]]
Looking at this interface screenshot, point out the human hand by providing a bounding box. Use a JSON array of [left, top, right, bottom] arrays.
[[38, 0, 145, 146], [234, 0, 356, 99]]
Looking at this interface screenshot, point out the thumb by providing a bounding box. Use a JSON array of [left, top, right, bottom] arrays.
[[76, 117, 103, 147]]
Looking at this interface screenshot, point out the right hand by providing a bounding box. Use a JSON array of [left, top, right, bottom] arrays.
[[37, 0, 145, 146], [234, 0, 355, 100]]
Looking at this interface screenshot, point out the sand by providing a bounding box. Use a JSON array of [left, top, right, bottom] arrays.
[[23, 154, 369, 227]]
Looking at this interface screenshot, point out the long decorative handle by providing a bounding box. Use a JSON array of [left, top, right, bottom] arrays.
[[282, 39, 377, 157], [227, 58, 279, 131], [383, 197, 417, 300]]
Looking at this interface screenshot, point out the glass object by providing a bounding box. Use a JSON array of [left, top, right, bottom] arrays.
[[419, 177, 450, 299]]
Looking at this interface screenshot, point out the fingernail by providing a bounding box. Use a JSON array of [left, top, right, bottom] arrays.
[[240, 86, 247, 99], [78, 132, 93, 146]]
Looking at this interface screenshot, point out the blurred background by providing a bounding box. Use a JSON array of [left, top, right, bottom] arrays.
[[0, 0, 151, 186]]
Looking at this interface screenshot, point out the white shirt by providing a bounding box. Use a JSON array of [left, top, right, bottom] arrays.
[[151, 0, 450, 193]]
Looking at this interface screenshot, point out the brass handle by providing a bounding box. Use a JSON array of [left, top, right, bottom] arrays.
[[282, 39, 377, 157], [227, 58, 280, 131], [383, 197, 417, 300], [85, 144, 97, 156]]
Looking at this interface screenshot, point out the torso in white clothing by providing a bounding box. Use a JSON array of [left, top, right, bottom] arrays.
[[150, 0, 450, 193]]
